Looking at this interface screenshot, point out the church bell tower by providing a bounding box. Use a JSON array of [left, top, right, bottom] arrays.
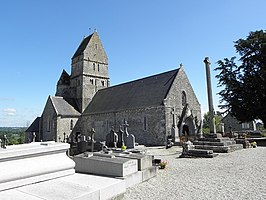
[[70, 31, 109, 112]]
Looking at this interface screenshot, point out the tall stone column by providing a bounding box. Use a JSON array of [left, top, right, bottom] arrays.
[[204, 57, 216, 134]]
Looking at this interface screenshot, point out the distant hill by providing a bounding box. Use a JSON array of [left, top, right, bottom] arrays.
[[0, 127, 27, 144]]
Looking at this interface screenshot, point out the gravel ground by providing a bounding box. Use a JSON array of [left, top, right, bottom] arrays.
[[123, 146, 266, 200]]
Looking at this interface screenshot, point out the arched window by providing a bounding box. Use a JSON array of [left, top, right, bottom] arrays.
[[93, 63, 95, 71], [182, 91, 187, 106], [98, 64, 100, 72], [70, 119, 74, 130]]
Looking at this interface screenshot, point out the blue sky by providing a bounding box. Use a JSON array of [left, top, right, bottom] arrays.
[[0, 0, 265, 127]]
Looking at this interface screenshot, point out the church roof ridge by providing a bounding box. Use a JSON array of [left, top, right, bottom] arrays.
[[102, 68, 179, 91]]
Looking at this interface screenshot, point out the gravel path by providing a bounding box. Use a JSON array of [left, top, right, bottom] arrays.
[[123, 146, 266, 200]]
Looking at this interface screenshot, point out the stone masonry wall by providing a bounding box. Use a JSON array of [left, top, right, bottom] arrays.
[[80, 106, 166, 146], [164, 67, 201, 137], [56, 117, 79, 142], [41, 97, 57, 141]]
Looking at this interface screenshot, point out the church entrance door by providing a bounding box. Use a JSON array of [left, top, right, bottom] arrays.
[[180, 117, 196, 143]]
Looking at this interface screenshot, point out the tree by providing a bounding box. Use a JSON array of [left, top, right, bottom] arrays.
[[215, 30, 266, 128], [202, 111, 222, 133]]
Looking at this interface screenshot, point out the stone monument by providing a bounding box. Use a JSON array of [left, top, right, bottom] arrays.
[[204, 57, 216, 135]]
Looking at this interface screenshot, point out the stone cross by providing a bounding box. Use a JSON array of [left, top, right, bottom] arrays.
[[171, 107, 179, 142], [122, 120, 129, 137], [32, 132, 36, 142], [90, 128, 95, 152], [204, 57, 216, 134], [171, 108, 178, 127]]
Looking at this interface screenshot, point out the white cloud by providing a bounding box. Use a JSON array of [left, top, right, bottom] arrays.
[[3, 108, 16, 116]]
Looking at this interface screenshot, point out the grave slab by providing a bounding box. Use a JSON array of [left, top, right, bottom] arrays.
[[0, 142, 75, 191], [1, 173, 126, 200], [74, 155, 138, 177], [112, 152, 153, 171]]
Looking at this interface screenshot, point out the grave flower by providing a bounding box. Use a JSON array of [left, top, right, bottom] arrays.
[[250, 141, 257, 148], [159, 160, 168, 169], [121, 145, 127, 150]]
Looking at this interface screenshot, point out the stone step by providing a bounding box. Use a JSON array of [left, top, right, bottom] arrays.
[[194, 143, 243, 153], [227, 144, 243, 152], [197, 137, 232, 143], [194, 145, 230, 153], [193, 140, 236, 147], [193, 141, 225, 146], [180, 149, 217, 158]]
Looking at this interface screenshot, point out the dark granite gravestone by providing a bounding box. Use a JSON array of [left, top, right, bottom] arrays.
[[94, 141, 105, 151], [117, 126, 124, 148], [77, 134, 88, 154], [126, 134, 135, 149], [106, 128, 118, 148]]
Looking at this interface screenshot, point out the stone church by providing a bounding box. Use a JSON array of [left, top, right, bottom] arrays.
[[27, 31, 201, 146]]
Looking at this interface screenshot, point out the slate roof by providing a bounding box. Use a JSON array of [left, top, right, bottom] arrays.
[[84, 69, 179, 114], [50, 96, 81, 116], [57, 70, 70, 86], [72, 33, 93, 58], [26, 117, 40, 132]]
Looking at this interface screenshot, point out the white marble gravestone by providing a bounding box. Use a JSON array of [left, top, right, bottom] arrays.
[[0, 141, 75, 191]]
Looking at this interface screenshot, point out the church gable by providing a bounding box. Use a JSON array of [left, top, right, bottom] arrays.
[[165, 66, 200, 110], [72, 31, 108, 64], [57, 70, 70, 86], [83, 69, 179, 114], [50, 96, 80, 117]]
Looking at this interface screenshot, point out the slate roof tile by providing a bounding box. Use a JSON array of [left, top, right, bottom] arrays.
[[84, 69, 179, 114], [50, 96, 80, 116]]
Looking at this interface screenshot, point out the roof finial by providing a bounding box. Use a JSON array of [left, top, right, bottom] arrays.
[[94, 28, 97, 32], [180, 63, 184, 68]]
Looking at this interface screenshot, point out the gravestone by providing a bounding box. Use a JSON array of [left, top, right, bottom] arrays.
[[77, 134, 88, 154], [123, 120, 129, 146], [113, 152, 152, 171], [94, 141, 105, 151], [126, 134, 135, 149], [117, 126, 124, 148], [32, 132, 36, 142], [106, 128, 118, 148], [74, 154, 138, 177]]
